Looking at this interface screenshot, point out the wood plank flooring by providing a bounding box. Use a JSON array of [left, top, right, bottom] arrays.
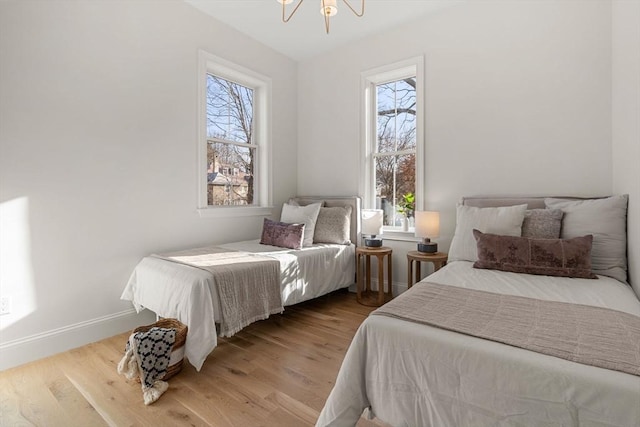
[[1, 289, 386, 427]]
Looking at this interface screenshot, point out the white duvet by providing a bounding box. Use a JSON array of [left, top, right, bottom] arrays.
[[317, 261, 640, 427], [121, 240, 355, 371]]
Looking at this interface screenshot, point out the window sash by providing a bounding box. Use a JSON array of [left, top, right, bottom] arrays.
[[207, 137, 258, 150], [197, 50, 272, 217], [360, 57, 424, 230], [373, 149, 415, 158]]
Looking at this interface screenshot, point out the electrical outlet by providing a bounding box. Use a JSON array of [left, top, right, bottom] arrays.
[[0, 297, 11, 315]]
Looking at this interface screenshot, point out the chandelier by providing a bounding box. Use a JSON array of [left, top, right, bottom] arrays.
[[277, 0, 365, 34]]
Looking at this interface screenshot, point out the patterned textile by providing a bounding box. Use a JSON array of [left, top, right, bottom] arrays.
[[260, 218, 305, 249], [313, 206, 352, 244], [521, 208, 563, 239], [473, 229, 597, 279], [117, 327, 176, 405]]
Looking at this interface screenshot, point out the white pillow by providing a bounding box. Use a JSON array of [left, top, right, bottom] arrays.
[[545, 195, 628, 283], [449, 204, 528, 262], [280, 202, 322, 247]]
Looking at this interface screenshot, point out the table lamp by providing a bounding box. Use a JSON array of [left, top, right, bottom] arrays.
[[361, 209, 384, 247], [415, 211, 439, 253]]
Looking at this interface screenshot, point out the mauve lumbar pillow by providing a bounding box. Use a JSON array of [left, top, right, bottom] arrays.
[[521, 209, 563, 239], [260, 219, 305, 250], [472, 229, 597, 279]]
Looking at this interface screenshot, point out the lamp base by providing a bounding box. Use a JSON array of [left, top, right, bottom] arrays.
[[365, 238, 383, 248], [417, 242, 437, 253]]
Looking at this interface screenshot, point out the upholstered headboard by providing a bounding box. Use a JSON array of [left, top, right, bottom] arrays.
[[291, 196, 361, 245], [459, 194, 630, 285], [461, 195, 608, 209]]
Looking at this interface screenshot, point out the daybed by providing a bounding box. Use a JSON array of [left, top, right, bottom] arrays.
[[317, 195, 640, 427], [121, 196, 360, 371]]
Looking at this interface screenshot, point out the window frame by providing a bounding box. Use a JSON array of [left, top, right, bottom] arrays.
[[360, 56, 425, 233], [197, 50, 273, 218]]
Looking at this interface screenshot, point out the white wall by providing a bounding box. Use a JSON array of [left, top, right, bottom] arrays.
[[298, 0, 614, 286], [0, 0, 297, 369], [612, 0, 640, 297]]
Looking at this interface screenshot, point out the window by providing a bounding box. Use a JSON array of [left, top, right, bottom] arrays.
[[361, 57, 424, 230], [197, 51, 272, 217]]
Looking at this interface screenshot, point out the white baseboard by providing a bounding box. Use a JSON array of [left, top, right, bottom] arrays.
[[0, 308, 156, 371]]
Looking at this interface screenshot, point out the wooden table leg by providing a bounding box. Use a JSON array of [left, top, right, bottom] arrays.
[[365, 255, 371, 292], [407, 258, 413, 289], [387, 252, 392, 299], [377, 254, 384, 306], [415, 261, 421, 286], [356, 253, 362, 302]]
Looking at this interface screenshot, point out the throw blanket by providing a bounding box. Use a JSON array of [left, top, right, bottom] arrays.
[[152, 246, 282, 337], [373, 282, 640, 377], [117, 327, 176, 405]]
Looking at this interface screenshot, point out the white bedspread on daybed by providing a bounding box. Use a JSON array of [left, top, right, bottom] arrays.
[[218, 240, 355, 308], [121, 240, 355, 371], [317, 261, 640, 427]]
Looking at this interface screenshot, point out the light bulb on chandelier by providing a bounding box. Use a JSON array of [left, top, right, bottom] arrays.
[[276, 0, 365, 34]]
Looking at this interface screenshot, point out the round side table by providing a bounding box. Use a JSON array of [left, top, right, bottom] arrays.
[[407, 251, 448, 288], [356, 246, 393, 306]]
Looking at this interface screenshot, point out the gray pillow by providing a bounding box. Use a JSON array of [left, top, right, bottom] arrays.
[[522, 209, 563, 239], [313, 206, 352, 245], [544, 195, 628, 283]]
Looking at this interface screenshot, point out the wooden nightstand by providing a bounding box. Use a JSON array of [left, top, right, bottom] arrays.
[[356, 246, 393, 306], [407, 251, 448, 288]]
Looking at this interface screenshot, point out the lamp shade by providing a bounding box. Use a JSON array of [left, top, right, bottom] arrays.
[[415, 211, 440, 239], [361, 209, 383, 236], [320, 0, 338, 16]]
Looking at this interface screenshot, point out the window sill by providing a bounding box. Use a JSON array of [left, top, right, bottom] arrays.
[[381, 229, 421, 243], [197, 206, 273, 219]]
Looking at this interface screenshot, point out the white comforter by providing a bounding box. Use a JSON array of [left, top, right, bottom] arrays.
[[317, 261, 640, 427], [121, 241, 355, 371]]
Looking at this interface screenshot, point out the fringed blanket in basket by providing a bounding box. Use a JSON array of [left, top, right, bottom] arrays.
[[117, 327, 176, 405]]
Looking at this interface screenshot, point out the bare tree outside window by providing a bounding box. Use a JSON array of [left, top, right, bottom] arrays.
[[374, 77, 416, 226], [206, 74, 256, 206]]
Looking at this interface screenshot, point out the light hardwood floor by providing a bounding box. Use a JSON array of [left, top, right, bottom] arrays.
[[1, 289, 386, 427]]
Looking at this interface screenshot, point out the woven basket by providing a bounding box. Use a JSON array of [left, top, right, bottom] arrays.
[[132, 318, 188, 381]]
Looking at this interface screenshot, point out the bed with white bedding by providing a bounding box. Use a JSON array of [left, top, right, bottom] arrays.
[[121, 196, 360, 371], [317, 195, 640, 427]]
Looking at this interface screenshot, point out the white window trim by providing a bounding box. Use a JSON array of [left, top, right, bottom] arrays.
[[359, 56, 425, 231], [197, 50, 273, 218]]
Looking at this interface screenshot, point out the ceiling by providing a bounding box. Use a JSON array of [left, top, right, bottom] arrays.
[[184, 0, 462, 61]]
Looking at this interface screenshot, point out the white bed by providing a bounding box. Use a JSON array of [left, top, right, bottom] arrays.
[[317, 196, 640, 427], [121, 196, 360, 371]]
